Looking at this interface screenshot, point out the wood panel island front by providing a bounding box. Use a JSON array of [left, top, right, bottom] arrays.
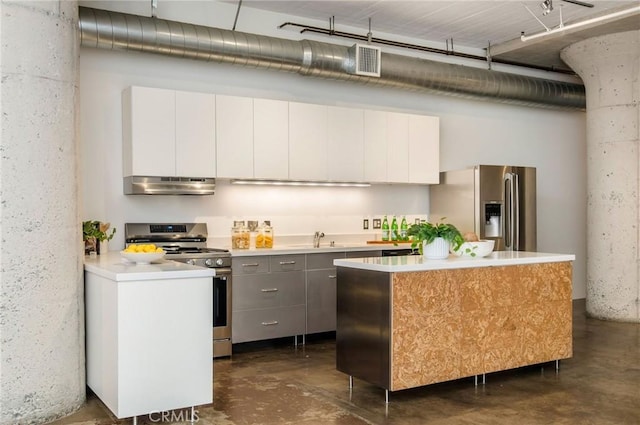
[[333, 251, 575, 400]]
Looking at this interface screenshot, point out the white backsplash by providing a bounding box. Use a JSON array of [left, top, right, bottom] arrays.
[[199, 181, 428, 249], [206, 213, 427, 249]]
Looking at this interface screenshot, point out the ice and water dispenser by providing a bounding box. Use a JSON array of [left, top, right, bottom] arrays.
[[484, 203, 502, 237]]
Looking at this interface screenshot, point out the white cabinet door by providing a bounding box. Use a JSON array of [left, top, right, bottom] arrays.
[[216, 95, 254, 178], [327, 106, 364, 182], [408, 115, 440, 184], [364, 110, 388, 182], [386, 112, 410, 183], [123, 86, 175, 177], [289, 102, 327, 181], [254, 98, 289, 179], [175, 91, 216, 177]]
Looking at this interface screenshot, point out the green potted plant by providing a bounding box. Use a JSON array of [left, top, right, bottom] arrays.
[[83, 220, 116, 255], [407, 218, 464, 259]]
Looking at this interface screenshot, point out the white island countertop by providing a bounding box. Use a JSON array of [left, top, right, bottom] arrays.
[[334, 251, 575, 272], [84, 251, 215, 281]]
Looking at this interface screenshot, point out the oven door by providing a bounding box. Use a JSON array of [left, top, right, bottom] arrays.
[[213, 268, 232, 358]]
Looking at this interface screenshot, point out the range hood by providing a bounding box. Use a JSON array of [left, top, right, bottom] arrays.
[[124, 176, 216, 195]]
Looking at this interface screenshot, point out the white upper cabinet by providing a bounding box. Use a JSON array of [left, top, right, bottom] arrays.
[[327, 106, 364, 182], [369, 111, 440, 184], [386, 112, 410, 183], [124, 86, 439, 184], [216, 95, 254, 179], [408, 115, 440, 184], [254, 99, 289, 180], [364, 110, 388, 183], [289, 102, 328, 181], [123, 86, 176, 177], [175, 91, 216, 177], [123, 86, 216, 178]]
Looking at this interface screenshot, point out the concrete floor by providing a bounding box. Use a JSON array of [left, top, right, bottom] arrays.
[[51, 300, 639, 425]]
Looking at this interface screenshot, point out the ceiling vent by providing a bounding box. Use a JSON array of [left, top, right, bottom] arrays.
[[348, 44, 381, 77]]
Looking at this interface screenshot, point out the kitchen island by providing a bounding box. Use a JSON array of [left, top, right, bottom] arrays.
[[333, 251, 575, 399], [84, 252, 215, 420]]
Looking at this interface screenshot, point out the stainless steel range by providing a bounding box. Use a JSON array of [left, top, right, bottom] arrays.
[[124, 223, 232, 358]]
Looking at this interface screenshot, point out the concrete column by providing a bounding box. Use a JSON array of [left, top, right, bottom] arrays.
[[562, 30, 640, 322], [0, 1, 84, 423]]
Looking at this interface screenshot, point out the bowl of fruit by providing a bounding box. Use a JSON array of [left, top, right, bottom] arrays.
[[121, 244, 166, 264]]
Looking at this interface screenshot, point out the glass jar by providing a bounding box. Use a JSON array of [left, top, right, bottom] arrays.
[[256, 221, 273, 248], [231, 221, 250, 249]]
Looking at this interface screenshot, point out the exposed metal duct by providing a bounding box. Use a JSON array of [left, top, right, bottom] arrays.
[[78, 6, 586, 110]]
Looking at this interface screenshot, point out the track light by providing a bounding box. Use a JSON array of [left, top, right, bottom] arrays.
[[540, 0, 554, 15]]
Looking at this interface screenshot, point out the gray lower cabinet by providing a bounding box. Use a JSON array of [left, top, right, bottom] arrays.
[[232, 250, 383, 343], [306, 250, 382, 335], [306, 253, 343, 334], [232, 254, 305, 344]]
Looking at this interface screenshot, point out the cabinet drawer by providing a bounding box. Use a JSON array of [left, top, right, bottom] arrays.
[[232, 305, 305, 344], [233, 271, 305, 311], [270, 254, 305, 272], [232, 256, 270, 274], [306, 252, 345, 269]]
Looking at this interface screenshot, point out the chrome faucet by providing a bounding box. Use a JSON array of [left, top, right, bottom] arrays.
[[313, 231, 325, 248]]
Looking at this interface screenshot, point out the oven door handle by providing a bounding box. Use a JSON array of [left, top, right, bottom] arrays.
[[214, 267, 232, 275]]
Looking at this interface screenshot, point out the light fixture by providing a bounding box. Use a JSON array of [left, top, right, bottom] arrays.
[[231, 179, 371, 187], [540, 0, 554, 16], [521, 5, 640, 42]]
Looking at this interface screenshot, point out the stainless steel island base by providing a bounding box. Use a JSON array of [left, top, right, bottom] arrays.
[[336, 268, 391, 391]]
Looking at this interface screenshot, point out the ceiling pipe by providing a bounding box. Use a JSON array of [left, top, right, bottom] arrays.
[[521, 5, 640, 42], [78, 6, 585, 110], [280, 21, 577, 75]]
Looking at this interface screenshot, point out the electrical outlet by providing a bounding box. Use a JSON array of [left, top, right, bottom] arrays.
[[363, 219, 369, 230], [373, 218, 382, 229], [415, 218, 421, 225]]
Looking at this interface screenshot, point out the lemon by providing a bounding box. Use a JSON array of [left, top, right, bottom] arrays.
[[123, 244, 164, 254]]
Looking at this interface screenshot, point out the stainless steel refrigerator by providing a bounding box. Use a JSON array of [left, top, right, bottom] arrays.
[[429, 165, 536, 251]]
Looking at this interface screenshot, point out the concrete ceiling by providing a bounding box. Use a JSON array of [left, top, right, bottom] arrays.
[[233, 0, 640, 73]]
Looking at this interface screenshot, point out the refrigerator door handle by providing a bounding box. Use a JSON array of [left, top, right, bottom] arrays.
[[513, 173, 520, 249], [504, 173, 515, 250]]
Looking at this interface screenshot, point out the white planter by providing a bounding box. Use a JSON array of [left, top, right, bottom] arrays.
[[423, 237, 450, 260]]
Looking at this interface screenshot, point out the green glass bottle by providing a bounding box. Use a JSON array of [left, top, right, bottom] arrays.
[[400, 216, 408, 241], [382, 215, 390, 241], [391, 216, 399, 241]]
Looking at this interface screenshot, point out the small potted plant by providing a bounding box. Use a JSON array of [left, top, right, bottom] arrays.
[[407, 218, 464, 259], [83, 220, 116, 255]]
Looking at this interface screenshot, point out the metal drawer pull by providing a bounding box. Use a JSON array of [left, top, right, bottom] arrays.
[[261, 288, 279, 292], [242, 263, 259, 267], [328, 275, 337, 279], [261, 321, 279, 326], [279, 260, 296, 265]]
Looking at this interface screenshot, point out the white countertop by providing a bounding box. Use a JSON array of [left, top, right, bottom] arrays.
[[333, 251, 575, 272], [84, 252, 216, 282], [229, 243, 411, 256]]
